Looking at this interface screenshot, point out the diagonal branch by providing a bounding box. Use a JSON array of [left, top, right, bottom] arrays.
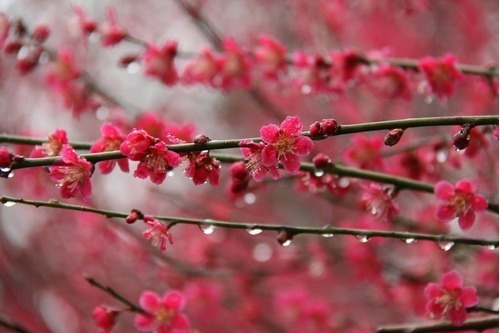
[[376, 315, 499, 332]]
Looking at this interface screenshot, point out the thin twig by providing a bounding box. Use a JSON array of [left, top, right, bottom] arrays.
[[0, 314, 33, 333], [376, 315, 499, 332], [0, 196, 497, 247]]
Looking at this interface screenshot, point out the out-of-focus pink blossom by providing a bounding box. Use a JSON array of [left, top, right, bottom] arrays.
[[134, 290, 189, 332], [48, 144, 93, 200], [217, 37, 252, 90], [91, 123, 129, 174], [368, 64, 412, 100], [359, 183, 399, 222], [0, 13, 9, 50], [182, 48, 218, 86], [142, 41, 178, 86], [425, 270, 478, 326], [46, 47, 80, 90], [434, 180, 488, 230], [260, 116, 314, 173], [343, 135, 384, 170], [419, 54, 463, 99], [100, 7, 126, 47], [253, 35, 287, 79]]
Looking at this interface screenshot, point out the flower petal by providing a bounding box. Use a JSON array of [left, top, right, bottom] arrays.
[[260, 124, 280, 144], [472, 194, 488, 211], [435, 181, 455, 200], [261, 145, 278, 167], [458, 210, 475, 230], [293, 136, 314, 156], [441, 271, 463, 290], [139, 291, 161, 311], [280, 116, 303, 136], [460, 286, 479, 307], [424, 283, 443, 299], [456, 180, 474, 194], [163, 291, 185, 311], [134, 314, 156, 331], [281, 152, 301, 173], [448, 307, 467, 326], [435, 204, 456, 221]]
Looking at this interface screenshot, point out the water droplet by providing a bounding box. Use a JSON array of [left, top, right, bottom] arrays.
[[17, 46, 29, 60], [313, 169, 325, 177], [404, 238, 417, 244], [2, 201, 16, 207], [126, 61, 140, 74], [370, 206, 378, 216], [277, 228, 294, 247], [438, 241, 454, 251], [356, 235, 371, 243], [339, 178, 350, 188], [280, 239, 292, 247], [7, 171, 14, 178], [301, 85, 312, 95], [486, 244, 498, 250], [253, 243, 272, 262], [425, 95, 434, 104], [200, 220, 216, 235], [436, 149, 448, 163], [0, 167, 11, 173], [244, 193, 256, 205], [247, 227, 263, 235], [167, 171, 174, 177], [321, 226, 334, 238]]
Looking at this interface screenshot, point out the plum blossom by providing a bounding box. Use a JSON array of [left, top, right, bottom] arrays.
[[48, 145, 93, 200], [99, 7, 126, 47], [260, 116, 314, 174], [217, 37, 252, 90], [434, 180, 488, 230], [0, 13, 9, 50], [143, 216, 173, 252], [419, 54, 463, 99], [343, 135, 384, 170], [182, 48, 218, 86], [30, 129, 68, 157], [91, 123, 129, 174], [425, 270, 479, 326], [253, 35, 287, 79], [0, 147, 14, 169], [368, 64, 412, 100], [134, 290, 189, 332], [359, 183, 399, 222], [142, 41, 178, 86], [184, 152, 221, 186], [240, 140, 280, 181]]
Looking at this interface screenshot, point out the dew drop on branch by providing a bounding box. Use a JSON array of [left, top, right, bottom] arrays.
[[2, 201, 16, 207], [356, 235, 371, 243], [200, 219, 216, 235], [321, 226, 334, 238], [403, 238, 417, 244], [247, 226, 263, 236], [437, 241, 454, 251]]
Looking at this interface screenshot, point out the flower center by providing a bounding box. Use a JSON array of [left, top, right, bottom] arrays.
[[155, 307, 174, 325], [435, 289, 461, 315], [144, 150, 168, 173], [451, 191, 472, 215], [57, 165, 88, 189], [274, 132, 296, 157]]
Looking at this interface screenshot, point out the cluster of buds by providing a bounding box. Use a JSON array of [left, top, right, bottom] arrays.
[[309, 119, 340, 139]]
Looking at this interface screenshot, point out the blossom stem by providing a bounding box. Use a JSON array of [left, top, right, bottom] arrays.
[[84, 276, 146, 314], [0, 196, 497, 247], [376, 315, 499, 332]]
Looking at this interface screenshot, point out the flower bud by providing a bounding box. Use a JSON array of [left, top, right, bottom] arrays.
[[320, 119, 340, 136], [92, 306, 118, 333], [118, 54, 139, 68], [126, 209, 144, 224], [453, 124, 472, 150], [309, 121, 324, 139], [3, 41, 23, 54], [312, 153, 332, 169], [33, 24, 51, 42], [194, 134, 211, 145], [276, 228, 294, 246], [384, 128, 405, 146], [0, 147, 14, 168]]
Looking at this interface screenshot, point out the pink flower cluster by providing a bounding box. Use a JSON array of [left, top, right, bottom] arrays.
[[240, 116, 313, 181], [91, 123, 129, 174], [120, 129, 181, 185]]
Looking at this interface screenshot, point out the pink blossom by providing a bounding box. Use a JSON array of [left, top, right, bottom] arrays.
[[59, 82, 98, 117], [434, 180, 488, 230], [343, 135, 384, 170], [368, 64, 412, 100], [72, 5, 97, 37], [48, 145, 93, 200], [184, 152, 221, 186], [142, 41, 178, 86], [425, 270, 479, 326], [45, 48, 80, 90], [419, 54, 464, 99], [260, 116, 314, 174], [253, 35, 287, 79], [142, 216, 173, 252], [132, 140, 181, 185], [296, 172, 350, 196], [91, 123, 129, 174], [359, 183, 399, 222], [217, 37, 252, 90], [30, 129, 68, 158], [182, 48, 218, 86], [240, 140, 280, 181], [120, 129, 155, 161], [100, 7, 126, 47], [134, 290, 189, 332], [32, 24, 51, 42], [92, 306, 118, 333]]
